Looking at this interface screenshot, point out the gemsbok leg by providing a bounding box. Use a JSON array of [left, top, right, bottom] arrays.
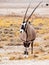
[[24, 42, 30, 55], [31, 42, 33, 54], [24, 47, 28, 55], [24, 42, 28, 55]]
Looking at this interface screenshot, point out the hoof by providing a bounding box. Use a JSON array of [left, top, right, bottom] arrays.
[[24, 51, 28, 55], [24, 55, 28, 58]]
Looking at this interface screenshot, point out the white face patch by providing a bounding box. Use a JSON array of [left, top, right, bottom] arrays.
[[20, 22, 26, 33], [20, 29, 24, 33]]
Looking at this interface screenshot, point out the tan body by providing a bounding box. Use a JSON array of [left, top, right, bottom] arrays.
[[26, 23, 36, 41]]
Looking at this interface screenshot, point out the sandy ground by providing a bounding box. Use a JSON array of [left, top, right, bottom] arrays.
[[0, 45, 48, 65], [0, 60, 49, 65]]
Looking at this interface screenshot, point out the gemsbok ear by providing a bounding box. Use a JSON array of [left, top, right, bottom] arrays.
[[26, 1, 42, 22], [23, 2, 31, 22], [29, 21, 31, 24]]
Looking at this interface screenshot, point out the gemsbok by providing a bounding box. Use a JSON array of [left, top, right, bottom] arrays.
[[20, 2, 42, 55]]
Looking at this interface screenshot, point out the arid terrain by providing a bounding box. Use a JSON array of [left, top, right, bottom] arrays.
[[0, 0, 49, 65], [0, 14, 49, 63]]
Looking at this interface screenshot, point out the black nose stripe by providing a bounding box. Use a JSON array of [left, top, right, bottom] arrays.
[[21, 25, 25, 29]]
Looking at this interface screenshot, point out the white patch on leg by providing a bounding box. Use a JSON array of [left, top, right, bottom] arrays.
[[24, 55, 29, 58]]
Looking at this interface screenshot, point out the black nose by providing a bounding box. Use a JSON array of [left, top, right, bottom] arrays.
[[20, 31, 22, 33]]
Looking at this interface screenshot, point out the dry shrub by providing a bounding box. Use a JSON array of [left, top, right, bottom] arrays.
[[34, 42, 40, 46]]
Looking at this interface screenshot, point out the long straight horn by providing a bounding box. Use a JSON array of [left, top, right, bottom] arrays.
[[23, 2, 31, 21], [26, 1, 42, 22]]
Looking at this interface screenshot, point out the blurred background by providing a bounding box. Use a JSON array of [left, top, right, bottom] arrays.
[[0, 0, 49, 17]]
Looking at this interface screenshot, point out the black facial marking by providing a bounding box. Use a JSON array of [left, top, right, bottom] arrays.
[[23, 21, 25, 23], [21, 21, 27, 31], [21, 25, 25, 31]]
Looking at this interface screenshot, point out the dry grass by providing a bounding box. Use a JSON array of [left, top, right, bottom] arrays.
[[0, 15, 49, 60]]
